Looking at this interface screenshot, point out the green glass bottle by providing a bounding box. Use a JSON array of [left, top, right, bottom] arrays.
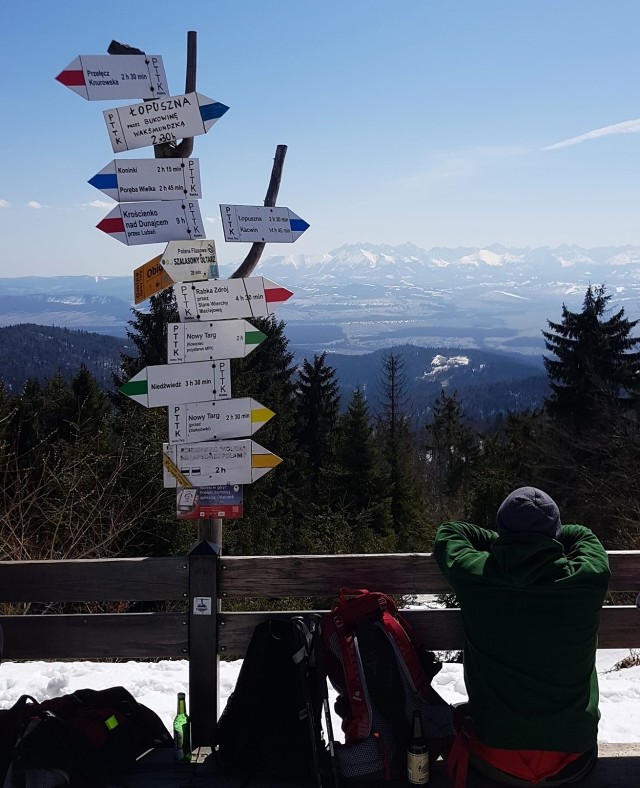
[[407, 709, 429, 784], [173, 692, 192, 762]]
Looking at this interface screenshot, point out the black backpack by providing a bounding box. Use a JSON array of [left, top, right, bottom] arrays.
[[214, 616, 335, 786], [0, 686, 172, 787]]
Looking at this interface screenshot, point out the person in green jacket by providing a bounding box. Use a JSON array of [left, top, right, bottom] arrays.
[[434, 487, 610, 786]]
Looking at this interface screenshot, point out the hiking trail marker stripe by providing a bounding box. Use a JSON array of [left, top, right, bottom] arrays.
[[56, 55, 168, 101], [175, 276, 293, 321], [220, 204, 309, 243], [167, 320, 266, 363], [103, 92, 229, 153], [168, 397, 275, 444], [162, 439, 282, 487], [119, 359, 231, 407], [133, 254, 175, 304], [89, 158, 201, 202], [97, 200, 204, 245], [163, 453, 192, 488]]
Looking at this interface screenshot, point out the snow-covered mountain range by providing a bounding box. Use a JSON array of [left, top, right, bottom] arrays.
[[1, 243, 639, 357]]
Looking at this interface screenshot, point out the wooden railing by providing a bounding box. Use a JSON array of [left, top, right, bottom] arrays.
[[0, 547, 638, 748]]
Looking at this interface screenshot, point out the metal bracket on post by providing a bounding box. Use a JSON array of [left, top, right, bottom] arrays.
[[188, 539, 220, 747]]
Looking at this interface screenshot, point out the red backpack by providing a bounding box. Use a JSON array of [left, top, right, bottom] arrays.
[[322, 589, 454, 782]]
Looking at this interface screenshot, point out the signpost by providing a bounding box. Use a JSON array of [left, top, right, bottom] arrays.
[[97, 200, 204, 245], [133, 254, 174, 304], [56, 54, 168, 100], [119, 359, 231, 407], [220, 204, 309, 243], [89, 158, 202, 202], [103, 92, 229, 153], [167, 320, 266, 363], [162, 439, 282, 487], [168, 397, 275, 444], [174, 276, 293, 321], [177, 484, 244, 520], [161, 240, 218, 282]]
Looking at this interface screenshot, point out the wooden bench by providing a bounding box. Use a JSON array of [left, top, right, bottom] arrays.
[[1, 546, 639, 786]]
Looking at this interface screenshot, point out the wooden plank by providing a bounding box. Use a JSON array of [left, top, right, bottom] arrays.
[[0, 557, 188, 602], [0, 613, 187, 659], [125, 744, 640, 786], [219, 554, 450, 597], [220, 552, 640, 598], [217, 605, 640, 657], [606, 551, 640, 592]]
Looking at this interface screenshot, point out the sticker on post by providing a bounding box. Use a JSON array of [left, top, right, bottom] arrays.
[[193, 597, 212, 616]]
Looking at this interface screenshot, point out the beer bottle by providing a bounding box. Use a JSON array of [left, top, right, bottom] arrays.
[[407, 709, 429, 784], [173, 692, 192, 762]]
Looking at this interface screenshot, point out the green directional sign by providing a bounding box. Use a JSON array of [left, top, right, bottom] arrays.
[[167, 320, 266, 363], [119, 359, 231, 407]]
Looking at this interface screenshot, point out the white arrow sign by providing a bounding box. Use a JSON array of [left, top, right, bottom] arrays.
[[161, 240, 218, 282], [167, 320, 266, 363], [56, 55, 168, 100], [89, 158, 201, 202], [168, 397, 275, 444], [174, 276, 294, 321], [119, 360, 231, 407], [103, 92, 229, 153], [162, 439, 282, 487], [220, 204, 309, 243], [97, 200, 204, 245]]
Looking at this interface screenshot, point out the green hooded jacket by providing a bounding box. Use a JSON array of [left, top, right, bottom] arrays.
[[433, 522, 610, 752]]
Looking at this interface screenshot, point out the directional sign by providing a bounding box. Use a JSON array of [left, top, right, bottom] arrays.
[[162, 439, 282, 487], [168, 398, 275, 444], [133, 254, 175, 304], [220, 204, 309, 243], [161, 240, 218, 282], [89, 158, 201, 202], [56, 55, 168, 100], [97, 200, 204, 245], [176, 484, 244, 520], [103, 92, 229, 153], [119, 360, 231, 407], [167, 321, 266, 363], [175, 276, 293, 322]]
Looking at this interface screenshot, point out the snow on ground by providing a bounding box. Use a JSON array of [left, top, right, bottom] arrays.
[[0, 649, 638, 743]]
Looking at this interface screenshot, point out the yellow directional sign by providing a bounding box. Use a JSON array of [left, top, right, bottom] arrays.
[[134, 254, 175, 304], [162, 439, 282, 487]]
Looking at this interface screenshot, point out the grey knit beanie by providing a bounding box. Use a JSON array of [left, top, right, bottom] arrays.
[[496, 487, 562, 539]]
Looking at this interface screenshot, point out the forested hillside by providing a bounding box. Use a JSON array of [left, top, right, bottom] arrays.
[[0, 284, 638, 564], [0, 323, 548, 422], [0, 324, 129, 393]]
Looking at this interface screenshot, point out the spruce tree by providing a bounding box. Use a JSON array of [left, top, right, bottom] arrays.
[[294, 352, 341, 493], [118, 289, 179, 383], [376, 352, 427, 550], [543, 284, 640, 426], [335, 388, 394, 550], [224, 317, 298, 554], [423, 389, 479, 520]]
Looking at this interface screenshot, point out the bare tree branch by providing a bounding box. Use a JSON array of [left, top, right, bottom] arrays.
[[230, 144, 288, 279], [108, 33, 197, 159]]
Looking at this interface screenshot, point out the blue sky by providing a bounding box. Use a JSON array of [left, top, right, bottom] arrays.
[[1, 0, 640, 277]]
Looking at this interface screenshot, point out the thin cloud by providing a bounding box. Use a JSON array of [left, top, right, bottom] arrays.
[[395, 144, 531, 189], [544, 118, 640, 150], [27, 201, 42, 209], [205, 216, 218, 224], [0, 199, 9, 208], [86, 199, 114, 209]]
